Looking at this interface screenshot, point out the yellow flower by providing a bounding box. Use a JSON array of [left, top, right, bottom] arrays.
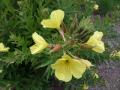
[[110, 50, 120, 57], [41, 9, 64, 29], [93, 4, 99, 10], [86, 31, 105, 53], [30, 32, 49, 54], [0, 43, 9, 52], [51, 54, 92, 82]]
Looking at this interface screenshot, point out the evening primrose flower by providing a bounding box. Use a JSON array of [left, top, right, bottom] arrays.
[[86, 31, 105, 53], [30, 32, 49, 54], [0, 43, 9, 52], [51, 54, 92, 82], [41, 9, 64, 29]]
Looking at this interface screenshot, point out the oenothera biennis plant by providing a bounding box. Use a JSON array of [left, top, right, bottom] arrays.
[[40, 9, 105, 82]]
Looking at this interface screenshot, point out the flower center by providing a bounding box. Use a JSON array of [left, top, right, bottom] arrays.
[[65, 60, 69, 63]]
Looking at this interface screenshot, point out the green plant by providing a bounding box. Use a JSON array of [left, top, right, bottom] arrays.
[[0, 0, 120, 90]]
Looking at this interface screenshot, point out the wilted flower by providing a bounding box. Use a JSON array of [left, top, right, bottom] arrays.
[[41, 9, 64, 29], [30, 32, 49, 54], [0, 43, 9, 52], [110, 50, 120, 57], [51, 54, 93, 82], [86, 31, 105, 53]]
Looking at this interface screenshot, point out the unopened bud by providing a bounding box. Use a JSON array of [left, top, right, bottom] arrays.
[[50, 44, 62, 53], [80, 44, 93, 49]]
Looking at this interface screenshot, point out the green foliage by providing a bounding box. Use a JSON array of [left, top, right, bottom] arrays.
[[0, 0, 120, 90], [79, 16, 95, 31]]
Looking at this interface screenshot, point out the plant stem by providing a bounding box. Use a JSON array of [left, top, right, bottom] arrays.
[[58, 29, 66, 42]]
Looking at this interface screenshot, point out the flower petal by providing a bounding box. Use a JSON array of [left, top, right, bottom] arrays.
[[50, 9, 64, 21], [41, 19, 60, 29], [90, 31, 103, 41], [32, 32, 48, 44], [55, 65, 72, 82], [92, 41, 105, 53], [30, 44, 41, 54], [81, 59, 93, 68], [70, 59, 86, 79], [86, 38, 97, 47], [51, 59, 72, 82]]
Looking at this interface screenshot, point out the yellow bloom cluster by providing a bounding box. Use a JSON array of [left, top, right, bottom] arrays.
[[0, 9, 105, 83], [32, 9, 105, 82]]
